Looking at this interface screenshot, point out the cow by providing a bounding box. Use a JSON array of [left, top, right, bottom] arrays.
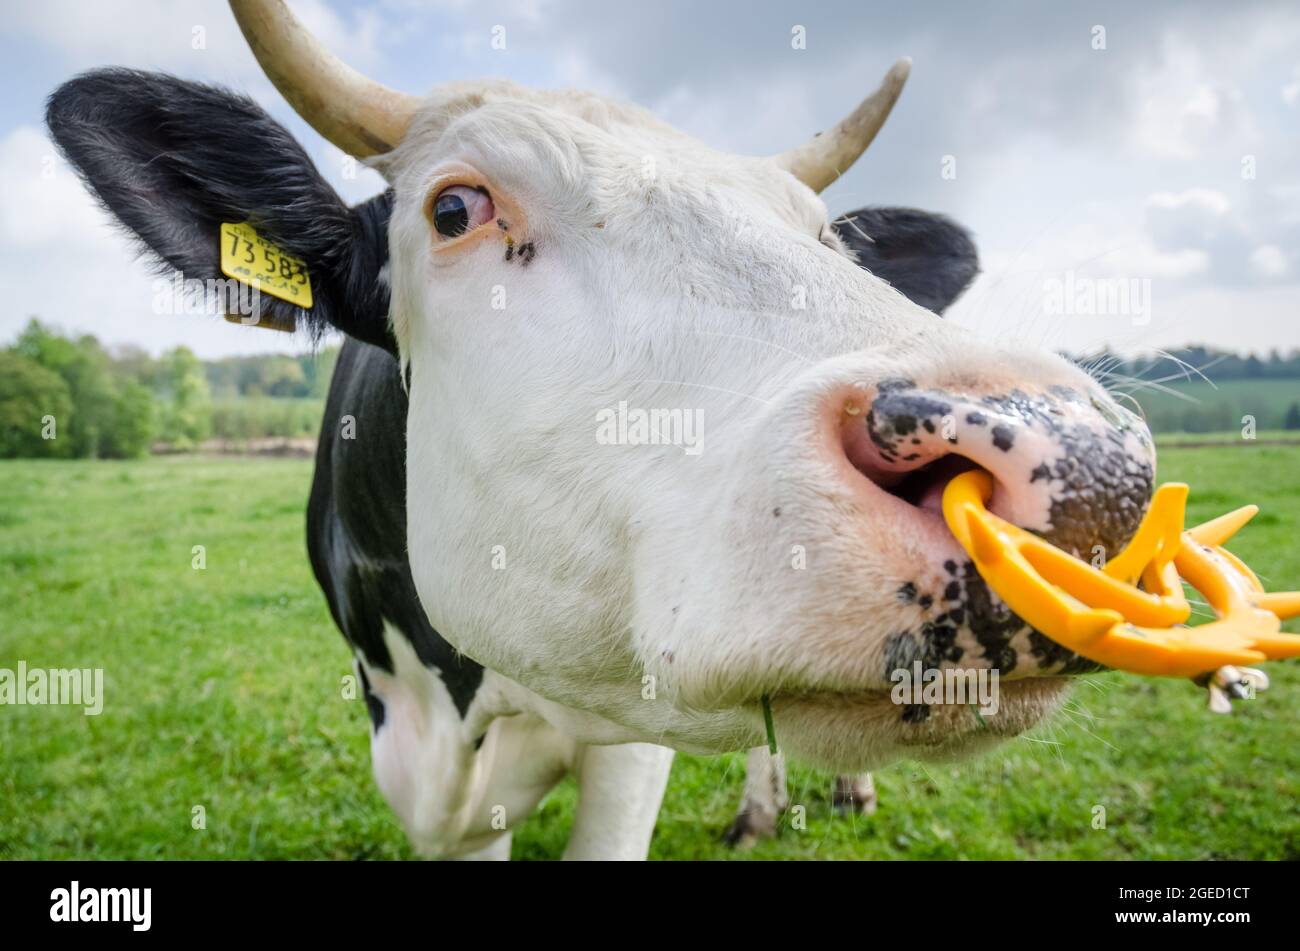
[[47, 0, 1154, 859]]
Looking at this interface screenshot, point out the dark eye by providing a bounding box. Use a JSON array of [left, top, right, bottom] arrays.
[[432, 185, 495, 239]]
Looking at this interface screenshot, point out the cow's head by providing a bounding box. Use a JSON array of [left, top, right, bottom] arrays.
[[49, 0, 1153, 770]]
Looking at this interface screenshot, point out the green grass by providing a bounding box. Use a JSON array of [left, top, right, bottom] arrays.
[[1, 450, 1298, 860]]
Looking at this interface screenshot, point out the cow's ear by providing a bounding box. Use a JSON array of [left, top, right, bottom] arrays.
[[833, 206, 979, 315], [46, 68, 394, 352]]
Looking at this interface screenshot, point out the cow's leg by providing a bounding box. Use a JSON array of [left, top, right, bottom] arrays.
[[451, 833, 512, 860], [724, 746, 789, 848], [361, 631, 574, 859], [365, 637, 671, 860], [361, 652, 476, 858], [562, 742, 674, 861], [833, 772, 878, 816]]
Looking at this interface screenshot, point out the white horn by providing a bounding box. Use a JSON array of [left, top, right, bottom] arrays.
[[229, 0, 419, 157], [774, 57, 911, 193]]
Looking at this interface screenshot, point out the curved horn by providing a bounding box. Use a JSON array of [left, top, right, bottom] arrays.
[[774, 57, 911, 193], [229, 0, 419, 157]]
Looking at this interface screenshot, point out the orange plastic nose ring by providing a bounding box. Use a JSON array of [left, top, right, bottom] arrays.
[[942, 469, 1300, 679]]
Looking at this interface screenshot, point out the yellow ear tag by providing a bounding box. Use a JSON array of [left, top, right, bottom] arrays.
[[219, 221, 314, 309], [942, 469, 1300, 681]]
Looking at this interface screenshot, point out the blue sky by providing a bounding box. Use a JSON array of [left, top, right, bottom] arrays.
[[1, 0, 1298, 358]]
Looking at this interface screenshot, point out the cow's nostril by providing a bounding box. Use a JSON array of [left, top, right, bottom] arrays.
[[837, 395, 948, 490], [831, 385, 1062, 540], [834, 395, 987, 517], [839, 383, 1156, 556]]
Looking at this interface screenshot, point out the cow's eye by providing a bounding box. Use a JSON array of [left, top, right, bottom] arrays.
[[432, 185, 494, 239]]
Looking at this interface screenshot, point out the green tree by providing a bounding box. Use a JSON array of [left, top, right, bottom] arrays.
[[159, 346, 212, 448], [14, 317, 77, 372], [1285, 403, 1300, 431], [262, 357, 307, 397], [15, 320, 116, 457], [0, 350, 74, 458], [109, 344, 161, 390], [103, 379, 157, 458], [65, 336, 118, 457]]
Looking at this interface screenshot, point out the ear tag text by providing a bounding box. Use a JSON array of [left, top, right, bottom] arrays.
[[219, 221, 314, 309]]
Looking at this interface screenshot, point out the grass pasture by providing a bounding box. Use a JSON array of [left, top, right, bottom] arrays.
[[1, 448, 1298, 860]]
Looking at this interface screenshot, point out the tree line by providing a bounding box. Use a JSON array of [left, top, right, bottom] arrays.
[[0, 319, 336, 459], [2, 322, 1297, 460], [1076, 345, 1300, 383], [1069, 345, 1300, 434]]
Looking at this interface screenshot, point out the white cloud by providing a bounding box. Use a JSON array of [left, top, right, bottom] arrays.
[[0, 126, 113, 249], [1249, 244, 1289, 277], [949, 262, 1298, 358], [1044, 216, 1212, 282], [1139, 187, 1300, 284], [652, 75, 818, 156], [551, 48, 629, 100], [1283, 65, 1300, 105], [1146, 188, 1231, 215], [5, 0, 244, 69], [1132, 36, 1256, 160], [1181, 84, 1219, 121], [314, 142, 387, 206], [292, 0, 387, 72], [2, 0, 386, 78], [1144, 188, 1238, 273]]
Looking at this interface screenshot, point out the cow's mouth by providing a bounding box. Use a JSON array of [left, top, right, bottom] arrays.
[[763, 676, 1073, 770], [877, 453, 980, 514]]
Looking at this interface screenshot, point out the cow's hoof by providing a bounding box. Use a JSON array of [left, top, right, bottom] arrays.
[[723, 809, 777, 849], [832, 774, 878, 817], [834, 795, 878, 817]]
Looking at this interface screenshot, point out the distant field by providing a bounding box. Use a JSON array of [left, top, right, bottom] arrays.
[[1128, 378, 1300, 435], [1, 449, 1298, 860], [1155, 430, 1300, 447]]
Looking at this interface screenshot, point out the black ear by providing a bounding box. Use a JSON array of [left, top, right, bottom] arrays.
[[832, 207, 979, 315], [46, 68, 394, 352]]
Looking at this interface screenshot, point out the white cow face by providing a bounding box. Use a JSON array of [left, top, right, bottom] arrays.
[[376, 82, 1155, 770], [43, 2, 1157, 777]]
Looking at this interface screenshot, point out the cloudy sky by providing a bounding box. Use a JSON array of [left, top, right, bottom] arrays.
[[1, 0, 1297, 358]]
